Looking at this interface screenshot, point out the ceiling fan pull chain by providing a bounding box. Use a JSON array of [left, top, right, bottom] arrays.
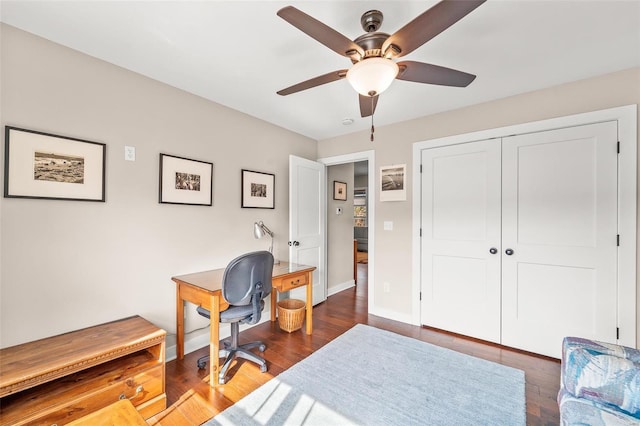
[[370, 96, 375, 142]]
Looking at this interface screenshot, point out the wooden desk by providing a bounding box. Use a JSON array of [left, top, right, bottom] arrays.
[[172, 261, 315, 386]]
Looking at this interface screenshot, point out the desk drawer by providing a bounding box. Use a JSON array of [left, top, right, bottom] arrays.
[[276, 273, 308, 292]]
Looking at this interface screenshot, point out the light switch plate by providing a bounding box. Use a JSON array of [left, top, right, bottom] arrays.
[[383, 221, 393, 231], [124, 146, 136, 161]]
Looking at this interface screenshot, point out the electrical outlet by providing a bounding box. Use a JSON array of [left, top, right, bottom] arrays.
[[383, 282, 390, 293]]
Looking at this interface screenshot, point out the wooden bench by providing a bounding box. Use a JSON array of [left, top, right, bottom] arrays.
[[0, 316, 166, 425]]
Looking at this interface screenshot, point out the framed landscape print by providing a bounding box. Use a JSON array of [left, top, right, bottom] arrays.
[[242, 169, 274, 209], [333, 181, 347, 201], [4, 126, 106, 201], [380, 164, 406, 202], [159, 153, 213, 206]]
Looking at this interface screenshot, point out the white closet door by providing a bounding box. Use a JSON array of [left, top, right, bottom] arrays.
[[501, 122, 618, 358], [421, 139, 502, 343]]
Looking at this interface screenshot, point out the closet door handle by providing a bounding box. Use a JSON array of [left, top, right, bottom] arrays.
[[505, 248, 514, 256], [489, 247, 498, 254]]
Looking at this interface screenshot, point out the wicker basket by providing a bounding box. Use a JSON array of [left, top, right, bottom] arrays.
[[277, 299, 306, 333]]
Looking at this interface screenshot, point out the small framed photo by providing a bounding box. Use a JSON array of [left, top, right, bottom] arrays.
[[242, 169, 274, 209], [333, 181, 347, 201], [159, 153, 213, 206], [380, 164, 406, 202], [4, 126, 106, 202]]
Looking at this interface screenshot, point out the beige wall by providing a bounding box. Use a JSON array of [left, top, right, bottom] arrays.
[[327, 163, 354, 293], [0, 24, 316, 350], [2, 21, 639, 352], [318, 67, 640, 331]]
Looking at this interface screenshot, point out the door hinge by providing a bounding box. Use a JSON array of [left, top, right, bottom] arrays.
[[419, 228, 422, 237], [617, 327, 620, 340], [617, 141, 620, 153], [420, 164, 423, 173], [419, 292, 422, 301], [617, 234, 620, 246]]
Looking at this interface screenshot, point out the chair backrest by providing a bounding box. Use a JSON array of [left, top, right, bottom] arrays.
[[222, 251, 274, 306]]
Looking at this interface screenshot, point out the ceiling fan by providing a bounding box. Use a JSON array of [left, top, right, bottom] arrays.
[[276, 0, 486, 121]]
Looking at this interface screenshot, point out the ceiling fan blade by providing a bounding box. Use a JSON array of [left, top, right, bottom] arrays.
[[278, 6, 364, 60], [359, 94, 379, 118], [277, 70, 348, 96], [382, 0, 486, 58], [396, 61, 476, 87]]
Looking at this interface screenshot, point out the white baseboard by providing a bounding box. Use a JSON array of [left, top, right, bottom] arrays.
[[369, 306, 417, 325], [327, 279, 355, 297]]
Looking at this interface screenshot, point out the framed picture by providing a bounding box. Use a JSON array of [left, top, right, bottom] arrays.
[[242, 169, 274, 209], [4, 126, 106, 202], [333, 181, 347, 201], [159, 153, 213, 206], [380, 164, 406, 202]]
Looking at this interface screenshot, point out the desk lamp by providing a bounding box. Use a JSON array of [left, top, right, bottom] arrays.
[[254, 221, 279, 264]]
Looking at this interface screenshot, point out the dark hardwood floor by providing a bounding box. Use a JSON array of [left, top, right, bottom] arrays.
[[149, 264, 560, 425]]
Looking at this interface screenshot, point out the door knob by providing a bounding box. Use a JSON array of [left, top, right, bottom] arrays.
[[489, 247, 498, 254], [288, 241, 300, 247], [505, 248, 514, 256]]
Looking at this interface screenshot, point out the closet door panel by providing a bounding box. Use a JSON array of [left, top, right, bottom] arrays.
[[501, 121, 618, 358], [421, 139, 502, 343]]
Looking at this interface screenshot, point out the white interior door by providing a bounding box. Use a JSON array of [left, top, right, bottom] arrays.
[[421, 139, 502, 343], [501, 122, 618, 358], [289, 155, 326, 305]]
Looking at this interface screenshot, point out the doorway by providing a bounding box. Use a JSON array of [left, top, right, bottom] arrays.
[[319, 150, 375, 313]]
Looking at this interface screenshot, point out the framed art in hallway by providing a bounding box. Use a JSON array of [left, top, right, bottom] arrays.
[[159, 153, 213, 206], [4, 126, 106, 202], [380, 164, 406, 202], [242, 169, 275, 209], [333, 181, 347, 201]]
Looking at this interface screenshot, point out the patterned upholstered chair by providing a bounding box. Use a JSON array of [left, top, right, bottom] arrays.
[[558, 337, 640, 425]]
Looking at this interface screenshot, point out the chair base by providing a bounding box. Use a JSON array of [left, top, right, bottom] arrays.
[[197, 322, 268, 384]]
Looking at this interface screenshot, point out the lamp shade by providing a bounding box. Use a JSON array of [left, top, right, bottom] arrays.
[[254, 222, 264, 239], [346, 57, 399, 97]]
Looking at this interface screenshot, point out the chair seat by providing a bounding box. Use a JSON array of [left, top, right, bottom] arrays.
[[197, 301, 265, 323]]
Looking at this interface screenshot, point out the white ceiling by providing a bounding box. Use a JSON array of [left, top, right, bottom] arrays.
[[1, 1, 639, 141]]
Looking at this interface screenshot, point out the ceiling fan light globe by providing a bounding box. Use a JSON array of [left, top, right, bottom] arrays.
[[347, 57, 399, 97]]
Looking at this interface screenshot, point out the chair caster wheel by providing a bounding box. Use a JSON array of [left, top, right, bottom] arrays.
[[197, 361, 206, 369], [260, 365, 267, 373], [259, 344, 266, 352]]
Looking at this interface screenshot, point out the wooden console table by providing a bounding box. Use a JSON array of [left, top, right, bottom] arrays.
[[172, 261, 315, 386], [0, 316, 166, 425], [67, 400, 147, 426]]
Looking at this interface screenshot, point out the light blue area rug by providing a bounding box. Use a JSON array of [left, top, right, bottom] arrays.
[[207, 324, 525, 425]]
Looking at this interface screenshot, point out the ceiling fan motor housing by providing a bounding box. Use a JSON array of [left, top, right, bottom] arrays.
[[352, 32, 390, 62]]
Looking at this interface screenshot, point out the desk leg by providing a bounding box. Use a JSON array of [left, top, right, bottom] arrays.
[[210, 294, 220, 387], [306, 272, 313, 335], [177, 285, 184, 360], [270, 291, 277, 322]]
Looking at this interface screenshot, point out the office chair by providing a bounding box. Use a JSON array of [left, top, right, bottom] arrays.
[[196, 250, 274, 384]]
